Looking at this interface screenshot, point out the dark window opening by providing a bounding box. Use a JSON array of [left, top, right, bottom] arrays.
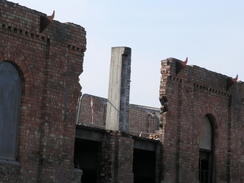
[[199, 115, 214, 183], [199, 150, 212, 183], [133, 149, 156, 183], [74, 139, 101, 183]]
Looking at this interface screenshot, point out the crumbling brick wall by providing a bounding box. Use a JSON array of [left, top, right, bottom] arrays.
[[129, 104, 160, 137], [78, 94, 160, 137], [0, 1, 86, 182], [78, 94, 107, 127], [160, 58, 244, 183]]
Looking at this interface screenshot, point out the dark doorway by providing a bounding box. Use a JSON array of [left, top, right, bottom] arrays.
[[133, 149, 156, 183], [74, 139, 101, 183]]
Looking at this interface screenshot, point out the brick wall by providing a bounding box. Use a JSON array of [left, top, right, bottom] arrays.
[[0, 1, 86, 182], [100, 132, 113, 183], [78, 94, 107, 128], [129, 104, 160, 137], [160, 58, 244, 182], [78, 94, 160, 137], [108, 132, 134, 183]]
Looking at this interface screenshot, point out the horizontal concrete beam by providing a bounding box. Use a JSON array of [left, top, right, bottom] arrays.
[[76, 127, 103, 142], [134, 139, 157, 151]]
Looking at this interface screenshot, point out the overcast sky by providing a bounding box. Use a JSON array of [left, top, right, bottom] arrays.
[[16, 0, 244, 107]]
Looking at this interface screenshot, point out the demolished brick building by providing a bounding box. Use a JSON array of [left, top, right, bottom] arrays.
[[0, 1, 244, 183], [0, 1, 85, 182], [76, 47, 162, 183], [76, 50, 244, 183], [159, 58, 244, 183]]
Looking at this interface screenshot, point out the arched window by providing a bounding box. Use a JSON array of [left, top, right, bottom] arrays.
[[0, 62, 21, 160], [199, 115, 214, 183]]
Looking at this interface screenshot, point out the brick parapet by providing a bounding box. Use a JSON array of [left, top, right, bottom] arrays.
[[161, 58, 244, 95], [0, 1, 86, 50], [78, 94, 160, 137]]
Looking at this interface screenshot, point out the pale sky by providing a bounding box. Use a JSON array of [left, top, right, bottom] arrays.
[[15, 0, 244, 107]]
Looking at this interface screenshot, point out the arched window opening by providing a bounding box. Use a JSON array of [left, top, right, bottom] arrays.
[[0, 61, 22, 160], [199, 115, 214, 183]]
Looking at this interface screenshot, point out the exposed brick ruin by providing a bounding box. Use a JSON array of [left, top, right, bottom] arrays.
[[77, 57, 244, 182], [75, 47, 162, 183], [160, 58, 244, 182], [78, 94, 160, 137], [0, 1, 86, 182], [76, 94, 161, 182], [1, 1, 244, 183]]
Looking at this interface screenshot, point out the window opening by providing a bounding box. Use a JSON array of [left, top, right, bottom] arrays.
[[199, 116, 214, 183], [0, 62, 21, 160]]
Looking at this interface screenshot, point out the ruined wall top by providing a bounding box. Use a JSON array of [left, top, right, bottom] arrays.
[[160, 57, 244, 97], [159, 57, 244, 182], [0, 0, 86, 51]]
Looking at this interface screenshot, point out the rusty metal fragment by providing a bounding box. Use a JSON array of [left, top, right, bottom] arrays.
[[40, 11, 55, 32], [176, 57, 188, 75], [226, 74, 238, 91]]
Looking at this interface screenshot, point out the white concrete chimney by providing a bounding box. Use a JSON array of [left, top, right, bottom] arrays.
[[105, 47, 131, 132]]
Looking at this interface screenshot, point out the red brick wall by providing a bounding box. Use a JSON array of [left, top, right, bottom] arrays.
[[109, 133, 134, 183], [78, 94, 160, 137], [78, 94, 107, 127], [0, 1, 86, 182], [160, 58, 244, 182], [129, 104, 160, 136]]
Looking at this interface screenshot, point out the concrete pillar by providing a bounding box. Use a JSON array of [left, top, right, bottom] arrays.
[[106, 47, 131, 132]]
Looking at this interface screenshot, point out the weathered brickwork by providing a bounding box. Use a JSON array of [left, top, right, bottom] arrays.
[[160, 58, 244, 183], [76, 124, 161, 183], [2, 1, 243, 183], [129, 104, 160, 136], [78, 94, 160, 137], [108, 132, 134, 183], [79, 94, 107, 128], [100, 132, 113, 183], [0, 1, 86, 182]]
